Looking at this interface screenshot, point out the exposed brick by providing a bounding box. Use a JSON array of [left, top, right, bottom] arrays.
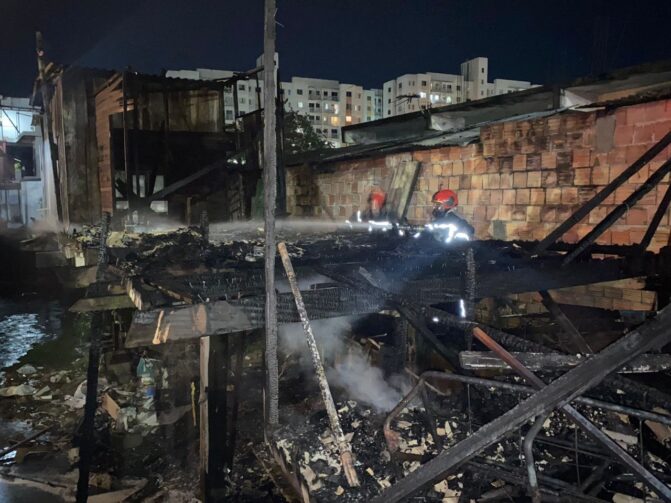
[[633, 124, 655, 144], [591, 165, 610, 185], [546, 188, 562, 204], [614, 125, 635, 146], [513, 172, 527, 188], [490, 189, 503, 205], [561, 187, 579, 205], [513, 154, 527, 171], [432, 163, 443, 176], [572, 148, 591, 167], [448, 176, 461, 190], [626, 144, 648, 164], [474, 158, 487, 174], [486, 158, 499, 173], [574, 168, 591, 186], [484, 173, 501, 189], [542, 170, 558, 187], [526, 153, 542, 170], [512, 206, 526, 221], [625, 207, 648, 225], [516, 189, 530, 205], [530, 188, 545, 205], [500, 173, 513, 189], [652, 120, 671, 142], [527, 206, 541, 223], [577, 187, 597, 203], [453, 160, 464, 175], [541, 151, 557, 169], [486, 205, 498, 220], [497, 205, 512, 220], [502, 190, 516, 205], [527, 171, 542, 187], [471, 175, 484, 189]]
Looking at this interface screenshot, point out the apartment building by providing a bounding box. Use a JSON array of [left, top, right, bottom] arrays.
[[383, 56, 535, 117], [167, 68, 381, 147]]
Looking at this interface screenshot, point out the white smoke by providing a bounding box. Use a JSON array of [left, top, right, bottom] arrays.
[[278, 316, 410, 412]]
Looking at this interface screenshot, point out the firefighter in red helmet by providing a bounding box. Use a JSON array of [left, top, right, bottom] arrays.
[[430, 188, 474, 238]]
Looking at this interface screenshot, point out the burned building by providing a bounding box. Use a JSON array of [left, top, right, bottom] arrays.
[[4, 52, 671, 503]]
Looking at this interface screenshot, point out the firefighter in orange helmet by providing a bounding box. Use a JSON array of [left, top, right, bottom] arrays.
[[430, 188, 474, 238]]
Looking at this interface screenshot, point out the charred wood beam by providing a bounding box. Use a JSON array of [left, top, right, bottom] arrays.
[[400, 257, 651, 303], [640, 181, 671, 252], [316, 265, 462, 368], [371, 305, 671, 503], [535, 130, 671, 255], [425, 306, 671, 412], [278, 242, 359, 486], [471, 326, 671, 501], [539, 290, 592, 353], [146, 160, 225, 202], [459, 351, 671, 373], [563, 158, 671, 265], [76, 213, 110, 503]]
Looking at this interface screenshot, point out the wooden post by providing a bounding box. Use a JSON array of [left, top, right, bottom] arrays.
[[278, 242, 359, 487], [263, 0, 279, 428], [199, 336, 210, 500], [75, 212, 110, 503]]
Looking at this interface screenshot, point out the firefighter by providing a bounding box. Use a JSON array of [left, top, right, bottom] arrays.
[[429, 188, 474, 240]]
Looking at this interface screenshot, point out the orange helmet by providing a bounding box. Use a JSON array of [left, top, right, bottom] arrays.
[[369, 189, 386, 211], [432, 189, 458, 210]]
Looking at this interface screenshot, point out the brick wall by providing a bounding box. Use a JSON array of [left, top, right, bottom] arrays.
[[287, 98, 671, 252]]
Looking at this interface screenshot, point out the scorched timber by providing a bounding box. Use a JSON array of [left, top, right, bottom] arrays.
[[459, 351, 671, 373], [125, 285, 386, 347], [370, 304, 671, 503]]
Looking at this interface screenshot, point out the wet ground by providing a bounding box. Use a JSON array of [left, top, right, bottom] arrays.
[[0, 293, 87, 502]]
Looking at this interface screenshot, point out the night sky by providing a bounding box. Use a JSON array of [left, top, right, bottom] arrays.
[[2, 0, 670, 97]]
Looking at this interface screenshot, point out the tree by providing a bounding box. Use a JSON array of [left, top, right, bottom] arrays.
[[282, 110, 333, 155]]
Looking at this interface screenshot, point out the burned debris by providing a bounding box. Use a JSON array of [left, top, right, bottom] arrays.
[[4, 21, 671, 503]]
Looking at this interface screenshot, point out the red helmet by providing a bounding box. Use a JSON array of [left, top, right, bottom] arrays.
[[432, 189, 458, 210], [369, 189, 386, 211]]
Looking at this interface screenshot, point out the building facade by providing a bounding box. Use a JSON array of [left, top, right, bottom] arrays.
[[168, 55, 533, 146], [383, 57, 535, 117], [167, 69, 382, 147]]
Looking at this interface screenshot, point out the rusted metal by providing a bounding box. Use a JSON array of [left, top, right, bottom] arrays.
[[278, 242, 359, 487]]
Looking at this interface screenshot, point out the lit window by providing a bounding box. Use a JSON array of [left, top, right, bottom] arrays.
[[298, 102, 304, 108], [419, 91, 427, 98], [330, 116, 339, 126], [446, 96, 452, 104], [345, 115, 352, 123], [324, 103, 329, 110], [333, 104, 339, 114]]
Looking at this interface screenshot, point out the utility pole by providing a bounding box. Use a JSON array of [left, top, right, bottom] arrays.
[[263, 0, 279, 427]]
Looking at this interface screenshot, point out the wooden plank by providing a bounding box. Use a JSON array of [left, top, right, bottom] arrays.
[[125, 301, 255, 348], [384, 160, 420, 220], [459, 351, 671, 373], [69, 295, 135, 313]]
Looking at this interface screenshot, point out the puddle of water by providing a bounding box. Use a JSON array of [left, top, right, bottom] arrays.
[[0, 297, 85, 381]]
